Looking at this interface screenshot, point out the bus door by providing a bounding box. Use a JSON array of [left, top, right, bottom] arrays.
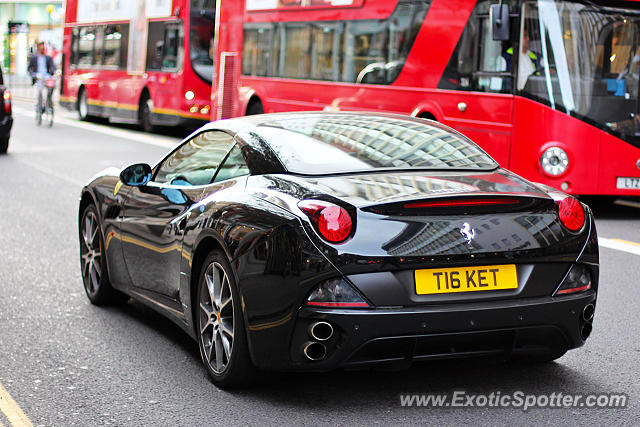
[[437, 0, 518, 167], [145, 21, 183, 112]]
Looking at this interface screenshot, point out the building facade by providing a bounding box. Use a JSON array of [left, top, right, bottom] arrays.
[[1, 1, 64, 80]]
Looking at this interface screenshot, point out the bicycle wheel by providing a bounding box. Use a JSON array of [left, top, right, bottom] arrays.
[[45, 107, 53, 127], [35, 89, 43, 126], [46, 95, 54, 127]]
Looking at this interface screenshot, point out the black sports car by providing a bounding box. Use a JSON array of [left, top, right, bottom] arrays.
[[79, 112, 598, 387]]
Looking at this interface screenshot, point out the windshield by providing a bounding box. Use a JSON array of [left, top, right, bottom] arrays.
[[521, 0, 640, 147], [256, 115, 498, 175], [190, 1, 215, 84]]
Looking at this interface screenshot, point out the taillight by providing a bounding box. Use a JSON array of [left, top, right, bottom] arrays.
[[556, 196, 585, 231], [298, 200, 353, 243], [3, 91, 11, 114]]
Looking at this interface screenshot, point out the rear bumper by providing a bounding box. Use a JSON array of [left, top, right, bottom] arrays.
[[275, 292, 596, 371]]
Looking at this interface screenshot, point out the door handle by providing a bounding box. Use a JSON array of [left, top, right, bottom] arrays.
[[457, 102, 467, 112]]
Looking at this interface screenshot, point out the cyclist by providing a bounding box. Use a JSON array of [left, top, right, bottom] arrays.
[[27, 42, 56, 117]]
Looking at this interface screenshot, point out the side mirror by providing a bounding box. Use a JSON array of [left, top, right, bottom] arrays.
[[490, 4, 510, 41], [120, 163, 152, 187]]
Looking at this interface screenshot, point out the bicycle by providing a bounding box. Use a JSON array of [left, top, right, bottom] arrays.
[[35, 75, 55, 127]]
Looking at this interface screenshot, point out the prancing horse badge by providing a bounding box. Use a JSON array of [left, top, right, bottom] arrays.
[[460, 222, 476, 244]]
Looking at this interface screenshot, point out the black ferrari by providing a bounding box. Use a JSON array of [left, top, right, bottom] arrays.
[[79, 112, 598, 387]]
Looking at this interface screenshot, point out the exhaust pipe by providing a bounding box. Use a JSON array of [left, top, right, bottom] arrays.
[[581, 322, 593, 340], [309, 321, 334, 341], [582, 304, 595, 322], [303, 342, 327, 361]]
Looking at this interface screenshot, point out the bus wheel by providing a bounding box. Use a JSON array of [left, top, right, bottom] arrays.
[[139, 94, 155, 133], [78, 88, 89, 121], [246, 99, 264, 116], [417, 112, 436, 122]]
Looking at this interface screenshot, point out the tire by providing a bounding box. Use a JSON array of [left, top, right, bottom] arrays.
[[139, 94, 155, 133], [196, 251, 255, 388], [78, 88, 89, 121], [246, 100, 264, 116], [79, 204, 128, 305], [36, 103, 42, 126], [45, 94, 54, 128], [0, 136, 8, 154], [46, 106, 54, 128]]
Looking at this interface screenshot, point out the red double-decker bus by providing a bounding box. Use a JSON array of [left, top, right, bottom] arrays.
[[61, 0, 215, 131], [213, 0, 640, 196]]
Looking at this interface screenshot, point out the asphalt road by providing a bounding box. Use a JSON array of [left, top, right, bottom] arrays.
[[0, 100, 639, 426]]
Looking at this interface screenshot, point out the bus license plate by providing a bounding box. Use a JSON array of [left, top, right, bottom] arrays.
[[415, 265, 518, 295], [616, 177, 640, 189]]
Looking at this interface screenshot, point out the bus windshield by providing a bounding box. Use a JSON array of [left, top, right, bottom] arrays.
[[190, 1, 215, 84], [521, 0, 640, 146]]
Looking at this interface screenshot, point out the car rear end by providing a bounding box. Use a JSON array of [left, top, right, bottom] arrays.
[[287, 172, 598, 369], [239, 112, 598, 371]]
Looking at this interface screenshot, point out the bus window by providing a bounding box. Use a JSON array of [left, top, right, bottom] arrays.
[[243, 28, 258, 75], [283, 24, 311, 78], [243, 26, 275, 77], [103, 24, 125, 69], [241, 0, 430, 85], [311, 23, 342, 81], [147, 22, 166, 71], [387, 2, 428, 83], [346, 20, 389, 83], [162, 25, 182, 70], [78, 27, 96, 68], [71, 28, 79, 66], [606, 21, 637, 76], [439, 0, 517, 93], [146, 21, 182, 72], [190, 7, 214, 84], [93, 26, 104, 66], [272, 25, 281, 77]]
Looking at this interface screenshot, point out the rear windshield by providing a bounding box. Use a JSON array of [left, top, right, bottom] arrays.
[[256, 115, 498, 175]]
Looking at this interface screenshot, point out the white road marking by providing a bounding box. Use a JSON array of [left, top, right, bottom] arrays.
[[11, 106, 179, 149], [599, 237, 640, 257]]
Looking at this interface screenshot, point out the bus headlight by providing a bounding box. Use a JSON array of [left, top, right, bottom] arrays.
[[540, 147, 569, 177], [184, 91, 195, 101]]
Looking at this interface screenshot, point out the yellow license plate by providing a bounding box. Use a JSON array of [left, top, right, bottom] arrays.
[[415, 264, 518, 295]]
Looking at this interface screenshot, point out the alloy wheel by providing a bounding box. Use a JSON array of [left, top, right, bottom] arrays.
[[80, 209, 102, 296], [199, 261, 235, 374]]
